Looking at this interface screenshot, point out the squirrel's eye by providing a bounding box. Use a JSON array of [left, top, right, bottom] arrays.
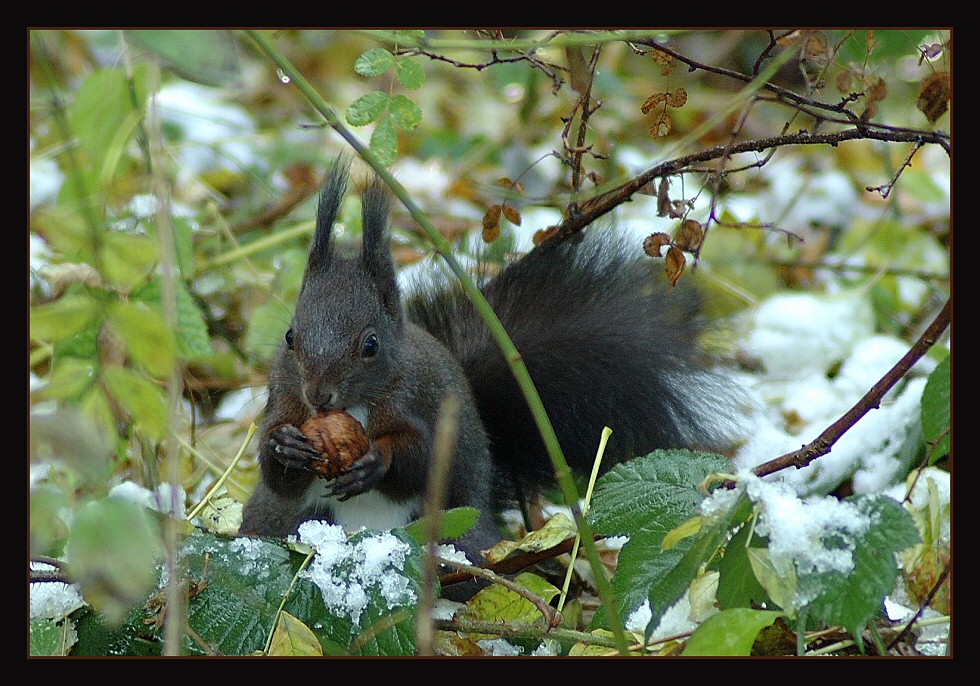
[[361, 332, 379, 359], [285, 328, 295, 349]]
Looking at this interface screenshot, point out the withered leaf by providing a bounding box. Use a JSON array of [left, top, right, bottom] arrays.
[[643, 232, 672, 258], [776, 30, 804, 47], [674, 219, 704, 252], [836, 70, 853, 93], [665, 245, 686, 287], [501, 204, 522, 226], [656, 176, 671, 217], [533, 226, 558, 245], [803, 32, 830, 68], [649, 49, 672, 66], [865, 30, 876, 54], [666, 88, 688, 108], [641, 92, 668, 114], [866, 75, 888, 102], [650, 112, 672, 138], [917, 71, 950, 123], [482, 204, 501, 242]]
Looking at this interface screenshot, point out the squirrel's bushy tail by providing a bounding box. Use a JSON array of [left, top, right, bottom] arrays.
[[406, 234, 744, 500]]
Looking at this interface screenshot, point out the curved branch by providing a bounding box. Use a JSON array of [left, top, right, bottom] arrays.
[[751, 299, 950, 478]]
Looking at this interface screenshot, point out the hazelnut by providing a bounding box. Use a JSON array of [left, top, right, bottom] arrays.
[[300, 410, 370, 479]]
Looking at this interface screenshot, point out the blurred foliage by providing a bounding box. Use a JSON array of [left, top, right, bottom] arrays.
[[29, 29, 950, 656]]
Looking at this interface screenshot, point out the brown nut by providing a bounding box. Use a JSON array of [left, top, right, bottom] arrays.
[[300, 410, 370, 479]]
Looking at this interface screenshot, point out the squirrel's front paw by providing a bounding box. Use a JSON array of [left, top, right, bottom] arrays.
[[327, 448, 386, 501], [267, 424, 322, 472]]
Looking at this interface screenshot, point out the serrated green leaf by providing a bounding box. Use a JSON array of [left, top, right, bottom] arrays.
[[802, 494, 920, 649], [30, 618, 73, 656], [590, 450, 730, 538], [65, 498, 162, 625], [388, 94, 422, 131], [681, 608, 783, 656], [127, 30, 242, 87], [100, 365, 169, 440], [395, 58, 425, 90], [135, 278, 212, 359], [30, 294, 102, 343], [346, 90, 389, 126], [747, 547, 798, 618], [354, 48, 395, 77], [106, 299, 176, 378], [588, 450, 731, 632], [921, 354, 950, 461], [370, 118, 398, 167]]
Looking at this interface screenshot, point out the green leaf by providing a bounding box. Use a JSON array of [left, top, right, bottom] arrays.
[[30, 618, 73, 656], [135, 278, 213, 359], [100, 365, 169, 440], [101, 232, 158, 291], [346, 90, 389, 126], [106, 300, 176, 378], [126, 30, 242, 87], [65, 498, 163, 625], [30, 294, 102, 343], [715, 520, 771, 610], [388, 94, 422, 131], [354, 48, 395, 77], [588, 450, 730, 631], [370, 118, 398, 167], [69, 67, 144, 172], [921, 354, 950, 461], [395, 58, 425, 90], [403, 506, 479, 545], [681, 608, 783, 656], [801, 495, 920, 649]]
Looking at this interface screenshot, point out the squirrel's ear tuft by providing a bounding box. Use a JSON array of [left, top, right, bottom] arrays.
[[360, 175, 400, 314], [308, 156, 352, 274]]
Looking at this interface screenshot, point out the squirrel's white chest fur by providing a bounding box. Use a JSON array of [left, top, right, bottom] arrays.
[[303, 481, 422, 532]]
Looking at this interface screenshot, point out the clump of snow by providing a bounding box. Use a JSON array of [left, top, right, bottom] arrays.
[[297, 521, 416, 627], [742, 471, 868, 578], [734, 288, 931, 497], [30, 563, 85, 621]]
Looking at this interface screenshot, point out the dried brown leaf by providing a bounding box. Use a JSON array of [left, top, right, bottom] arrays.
[[917, 71, 950, 123], [643, 232, 672, 258], [483, 204, 501, 229], [866, 75, 888, 102], [501, 204, 522, 226], [803, 32, 830, 68], [836, 70, 853, 93], [674, 219, 704, 252], [665, 245, 686, 287], [776, 30, 804, 47], [650, 112, 672, 138], [666, 88, 688, 108], [656, 177, 671, 217], [649, 49, 672, 66], [532, 226, 558, 245], [865, 30, 876, 55], [641, 92, 668, 114], [496, 177, 514, 189]]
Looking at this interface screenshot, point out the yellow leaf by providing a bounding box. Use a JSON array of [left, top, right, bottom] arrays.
[[267, 612, 323, 656]]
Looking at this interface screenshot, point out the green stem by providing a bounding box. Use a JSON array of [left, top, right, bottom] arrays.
[[244, 29, 630, 654]]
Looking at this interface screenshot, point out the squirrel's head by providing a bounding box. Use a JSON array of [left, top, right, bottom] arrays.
[[285, 160, 402, 414]]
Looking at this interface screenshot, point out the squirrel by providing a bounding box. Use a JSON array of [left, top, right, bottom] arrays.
[[239, 158, 742, 595]]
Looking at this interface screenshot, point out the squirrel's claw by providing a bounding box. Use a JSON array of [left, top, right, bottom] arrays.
[[328, 448, 385, 501], [267, 424, 321, 472]]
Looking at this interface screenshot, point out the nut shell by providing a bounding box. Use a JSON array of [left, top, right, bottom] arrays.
[[300, 410, 370, 479]]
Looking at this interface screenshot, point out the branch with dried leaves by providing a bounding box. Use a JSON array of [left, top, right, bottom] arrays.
[[539, 126, 949, 247]]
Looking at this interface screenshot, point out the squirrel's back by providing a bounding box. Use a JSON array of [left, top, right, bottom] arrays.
[[406, 234, 743, 499]]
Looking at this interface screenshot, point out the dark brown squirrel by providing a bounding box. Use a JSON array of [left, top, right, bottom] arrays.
[[239, 158, 743, 595]]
